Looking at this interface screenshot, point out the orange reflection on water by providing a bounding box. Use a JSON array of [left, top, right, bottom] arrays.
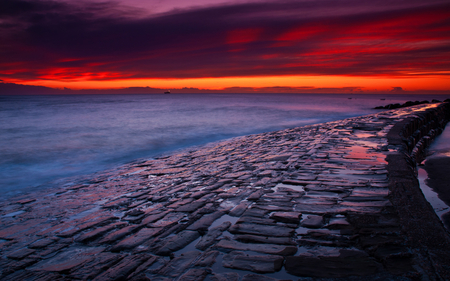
[[345, 145, 387, 165]]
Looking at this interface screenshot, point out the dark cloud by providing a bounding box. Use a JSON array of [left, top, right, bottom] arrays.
[[0, 0, 449, 81]]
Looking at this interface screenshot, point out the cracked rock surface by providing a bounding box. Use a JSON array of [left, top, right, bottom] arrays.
[[1, 103, 449, 280]]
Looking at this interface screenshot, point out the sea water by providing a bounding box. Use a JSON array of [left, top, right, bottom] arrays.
[[0, 93, 448, 198]]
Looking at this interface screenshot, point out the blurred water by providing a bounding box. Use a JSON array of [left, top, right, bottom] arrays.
[[0, 93, 447, 197]]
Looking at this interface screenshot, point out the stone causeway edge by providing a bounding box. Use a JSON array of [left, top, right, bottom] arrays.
[[387, 102, 450, 280]]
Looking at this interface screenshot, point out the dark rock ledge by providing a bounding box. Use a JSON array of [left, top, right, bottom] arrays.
[[386, 102, 450, 280], [0, 102, 449, 280]]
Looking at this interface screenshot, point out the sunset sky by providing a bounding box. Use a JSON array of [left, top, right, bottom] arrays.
[[0, 0, 449, 92]]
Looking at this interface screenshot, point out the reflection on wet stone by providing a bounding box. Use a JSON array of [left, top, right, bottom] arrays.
[[0, 103, 449, 280]]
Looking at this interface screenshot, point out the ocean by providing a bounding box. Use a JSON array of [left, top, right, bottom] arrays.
[[0, 93, 448, 198]]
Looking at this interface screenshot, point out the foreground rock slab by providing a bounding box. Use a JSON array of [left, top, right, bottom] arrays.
[[1, 103, 449, 280]]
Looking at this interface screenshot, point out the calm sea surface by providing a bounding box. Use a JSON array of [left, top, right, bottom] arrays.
[[0, 93, 448, 198]]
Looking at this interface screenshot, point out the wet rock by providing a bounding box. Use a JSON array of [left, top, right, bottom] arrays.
[[228, 223, 294, 237], [265, 155, 291, 162], [29, 246, 105, 272], [142, 210, 171, 225], [240, 207, 270, 218], [359, 235, 403, 247], [196, 222, 231, 250], [215, 239, 297, 255], [148, 212, 185, 228], [125, 209, 145, 217], [236, 216, 277, 226], [157, 251, 201, 278], [57, 215, 118, 238], [210, 272, 240, 281], [187, 211, 225, 232], [69, 252, 124, 280], [300, 215, 323, 228], [111, 228, 162, 252], [167, 198, 194, 209], [177, 268, 211, 281], [16, 199, 36, 205], [176, 200, 207, 212], [252, 204, 293, 212], [99, 224, 142, 244], [235, 234, 296, 245], [194, 250, 219, 267], [126, 255, 159, 280], [7, 248, 35, 260], [29, 237, 58, 249], [229, 201, 252, 217], [247, 190, 264, 201], [194, 202, 216, 214], [242, 273, 283, 281], [270, 212, 302, 224], [102, 198, 132, 209], [154, 230, 200, 255], [325, 217, 352, 229], [285, 249, 381, 277], [76, 222, 127, 243], [222, 251, 283, 273], [92, 253, 154, 281], [0, 221, 44, 240], [37, 242, 71, 259]]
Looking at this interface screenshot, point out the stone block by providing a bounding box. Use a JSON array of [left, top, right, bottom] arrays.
[[223, 251, 283, 273]]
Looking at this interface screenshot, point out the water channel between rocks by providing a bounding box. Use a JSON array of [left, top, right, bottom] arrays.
[[417, 123, 450, 230], [417, 168, 450, 230]]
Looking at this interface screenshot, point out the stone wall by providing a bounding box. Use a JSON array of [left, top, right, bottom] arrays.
[[386, 102, 450, 279], [401, 102, 450, 164]]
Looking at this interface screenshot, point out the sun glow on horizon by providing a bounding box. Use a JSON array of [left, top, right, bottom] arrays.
[[7, 74, 450, 92]]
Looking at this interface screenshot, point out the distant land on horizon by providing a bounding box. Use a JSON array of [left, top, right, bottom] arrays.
[[1, 82, 449, 96]]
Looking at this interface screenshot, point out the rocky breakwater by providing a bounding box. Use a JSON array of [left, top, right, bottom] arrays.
[[386, 102, 450, 280], [0, 103, 449, 280]]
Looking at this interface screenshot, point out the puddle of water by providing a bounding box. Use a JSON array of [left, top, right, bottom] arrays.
[[354, 132, 375, 138], [209, 214, 239, 229], [68, 204, 104, 220], [417, 168, 450, 229], [3, 210, 25, 217], [173, 236, 202, 256], [296, 226, 310, 235], [125, 168, 147, 176], [273, 183, 305, 193], [344, 145, 387, 165]]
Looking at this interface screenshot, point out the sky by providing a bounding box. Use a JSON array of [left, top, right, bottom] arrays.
[[0, 0, 449, 92]]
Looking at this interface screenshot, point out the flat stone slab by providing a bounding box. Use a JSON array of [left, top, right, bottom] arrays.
[[223, 251, 284, 273], [154, 230, 200, 255], [228, 223, 295, 237], [215, 239, 297, 255], [111, 228, 162, 251], [29, 247, 105, 272]]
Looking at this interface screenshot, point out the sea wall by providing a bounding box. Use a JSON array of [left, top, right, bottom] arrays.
[[400, 102, 450, 164], [386, 102, 450, 279]]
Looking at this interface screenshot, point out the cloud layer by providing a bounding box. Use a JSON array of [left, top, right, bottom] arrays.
[[1, 0, 449, 83]]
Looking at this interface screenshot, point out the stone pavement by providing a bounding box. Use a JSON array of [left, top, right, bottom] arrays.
[[1, 103, 449, 280]]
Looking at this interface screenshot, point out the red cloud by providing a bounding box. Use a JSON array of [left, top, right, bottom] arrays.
[[0, 0, 449, 83], [227, 28, 264, 44]]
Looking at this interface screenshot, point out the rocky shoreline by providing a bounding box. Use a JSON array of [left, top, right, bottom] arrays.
[[1, 103, 449, 280]]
